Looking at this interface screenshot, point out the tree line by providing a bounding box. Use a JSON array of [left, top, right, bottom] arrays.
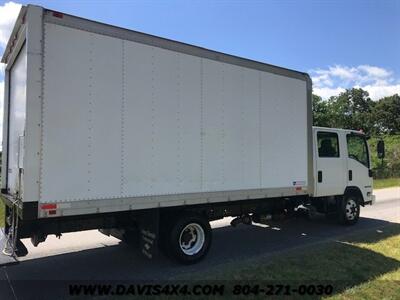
[[312, 88, 400, 136], [312, 88, 399, 179]]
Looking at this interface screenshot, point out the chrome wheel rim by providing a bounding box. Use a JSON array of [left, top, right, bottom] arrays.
[[345, 199, 358, 220], [179, 223, 205, 256]]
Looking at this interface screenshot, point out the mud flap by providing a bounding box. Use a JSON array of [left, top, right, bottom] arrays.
[[0, 228, 18, 266], [136, 209, 159, 259]]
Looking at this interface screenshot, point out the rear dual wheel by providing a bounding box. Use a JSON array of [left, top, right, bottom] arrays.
[[162, 214, 212, 264]]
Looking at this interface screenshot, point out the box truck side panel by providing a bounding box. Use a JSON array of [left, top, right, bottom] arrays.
[[260, 72, 308, 188], [167, 53, 203, 193], [205, 62, 251, 191], [123, 41, 166, 196], [236, 68, 261, 189], [149, 46, 186, 195], [39, 20, 309, 211], [42, 23, 92, 202], [42, 23, 124, 202], [202, 60, 261, 191], [202, 59, 226, 192], [7, 43, 27, 196], [88, 32, 123, 199]]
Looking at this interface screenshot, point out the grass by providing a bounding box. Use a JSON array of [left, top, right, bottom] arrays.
[[374, 177, 400, 189], [173, 224, 400, 299], [369, 135, 400, 179]]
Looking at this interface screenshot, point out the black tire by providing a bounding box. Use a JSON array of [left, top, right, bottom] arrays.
[[338, 194, 360, 225], [122, 229, 140, 247], [164, 213, 212, 264]]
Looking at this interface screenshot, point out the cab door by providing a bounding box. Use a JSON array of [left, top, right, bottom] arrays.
[[346, 133, 373, 201], [314, 129, 347, 197]]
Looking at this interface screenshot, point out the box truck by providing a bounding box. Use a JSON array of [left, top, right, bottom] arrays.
[[0, 5, 376, 265]]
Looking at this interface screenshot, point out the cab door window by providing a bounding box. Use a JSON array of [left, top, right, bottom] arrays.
[[317, 132, 340, 158], [347, 134, 369, 168]]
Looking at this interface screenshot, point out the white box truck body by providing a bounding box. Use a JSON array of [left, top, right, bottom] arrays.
[[0, 5, 374, 264]]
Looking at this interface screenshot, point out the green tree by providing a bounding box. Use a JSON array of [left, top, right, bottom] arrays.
[[372, 94, 400, 135], [312, 94, 332, 127], [327, 88, 375, 134], [311, 88, 400, 179]]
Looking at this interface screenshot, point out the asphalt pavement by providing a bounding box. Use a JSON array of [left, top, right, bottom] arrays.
[[0, 187, 399, 298]]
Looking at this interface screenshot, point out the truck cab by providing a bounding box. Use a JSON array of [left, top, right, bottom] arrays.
[[312, 127, 375, 223]]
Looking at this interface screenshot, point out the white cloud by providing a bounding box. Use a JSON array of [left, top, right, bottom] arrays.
[[360, 83, 400, 100], [0, 1, 22, 48], [310, 64, 400, 100], [329, 66, 358, 80], [313, 87, 346, 100], [358, 65, 391, 78]]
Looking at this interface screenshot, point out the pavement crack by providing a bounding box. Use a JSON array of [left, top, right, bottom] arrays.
[[2, 266, 18, 300]]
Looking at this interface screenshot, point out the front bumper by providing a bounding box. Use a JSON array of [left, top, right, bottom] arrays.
[[364, 194, 376, 206]]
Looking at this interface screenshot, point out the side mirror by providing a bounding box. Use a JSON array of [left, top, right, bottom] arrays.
[[377, 140, 385, 159]]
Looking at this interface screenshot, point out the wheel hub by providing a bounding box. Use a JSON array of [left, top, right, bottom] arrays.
[[179, 223, 205, 256], [345, 199, 358, 220]]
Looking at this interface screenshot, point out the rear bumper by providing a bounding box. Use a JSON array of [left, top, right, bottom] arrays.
[[0, 193, 19, 207], [0, 193, 38, 220]]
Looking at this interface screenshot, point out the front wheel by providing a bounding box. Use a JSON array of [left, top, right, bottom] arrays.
[[338, 194, 360, 225], [164, 214, 212, 264]]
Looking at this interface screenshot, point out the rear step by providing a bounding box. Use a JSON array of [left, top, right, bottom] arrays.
[[0, 228, 19, 266], [0, 196, 28, 266]]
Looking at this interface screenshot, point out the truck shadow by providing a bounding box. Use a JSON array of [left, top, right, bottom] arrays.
[[1, 217, 399, 299]]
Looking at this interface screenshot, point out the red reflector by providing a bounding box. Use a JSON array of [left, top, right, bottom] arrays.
[[41, 204, 57, 210], [295, 187, 302, 191], [48, 210, 57, 215], [52, 11, 64, 18]]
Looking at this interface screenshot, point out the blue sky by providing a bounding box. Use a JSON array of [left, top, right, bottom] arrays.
[[0, 0, 399, 101]]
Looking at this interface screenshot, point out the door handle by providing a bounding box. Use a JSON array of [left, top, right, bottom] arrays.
[[318, 171, 322, 183], [349, 170, 353, 181]]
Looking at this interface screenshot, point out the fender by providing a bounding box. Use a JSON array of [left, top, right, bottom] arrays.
[[344, 186, 365, 206]]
